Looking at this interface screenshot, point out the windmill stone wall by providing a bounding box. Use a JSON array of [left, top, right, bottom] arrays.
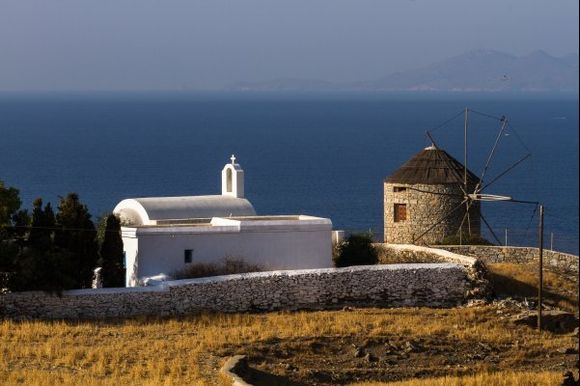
[[384, 146, 481, 245], [384, 182, 480, 244]]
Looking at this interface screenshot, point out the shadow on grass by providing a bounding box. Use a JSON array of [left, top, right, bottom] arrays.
[[487, 270, 578, 311], [243, 368, 308, 386]]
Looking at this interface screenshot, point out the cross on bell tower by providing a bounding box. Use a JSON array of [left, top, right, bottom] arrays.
[[222, 155, 245, 198]]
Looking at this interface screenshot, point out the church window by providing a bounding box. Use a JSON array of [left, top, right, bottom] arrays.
[[394, 204, 407, 222], [393, 186, 407, 192], [226, 168, 233, 192], [184, 249, 193, 263]]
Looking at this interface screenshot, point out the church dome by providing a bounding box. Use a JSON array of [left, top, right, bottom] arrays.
[[385, 146, 479, 185]]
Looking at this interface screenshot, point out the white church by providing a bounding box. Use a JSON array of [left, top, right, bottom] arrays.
[[113, 156, 333, 287]]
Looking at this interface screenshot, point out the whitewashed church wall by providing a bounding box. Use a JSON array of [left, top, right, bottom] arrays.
[[126, 227, 333, 282], [122, 238, 139, 287], [1, 264, 468, 320]]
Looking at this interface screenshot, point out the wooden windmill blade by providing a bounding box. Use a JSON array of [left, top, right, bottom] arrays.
[[418, 108, 532, 245], [390, 109, 547, 331]]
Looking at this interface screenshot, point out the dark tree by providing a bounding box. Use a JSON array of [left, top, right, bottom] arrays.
[[0, 183, 81, 292], [54, 193, 98, 289], [11, 209, 30, 242], [11, 197, 77, 293], [333, 232, 378, 268], [0, 180, 22, 233], [8, 198, 68, 292], [11, 248, 75, 293], [0, 180, 23, 290], [99, 214, 125, 287], [29, 198, 55, 250]]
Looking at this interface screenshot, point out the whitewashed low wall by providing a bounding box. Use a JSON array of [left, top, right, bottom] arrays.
[[1, 264, 468, 320], [375, 243, 478, 266]]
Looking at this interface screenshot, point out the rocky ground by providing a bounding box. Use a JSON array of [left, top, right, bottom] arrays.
[[218, 300, 579, 385]]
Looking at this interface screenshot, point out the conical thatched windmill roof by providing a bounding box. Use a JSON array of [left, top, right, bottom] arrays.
[[385, 145, 479, 185]]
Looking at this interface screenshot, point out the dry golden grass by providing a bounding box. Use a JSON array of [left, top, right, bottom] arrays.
[[353, 371, 564, 386], [1, 260, 577, 384], [487, 262, 579, 312], [0, 303, 576, 385]]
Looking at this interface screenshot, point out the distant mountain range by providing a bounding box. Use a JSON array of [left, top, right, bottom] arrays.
[[228, 50, 579, 93]]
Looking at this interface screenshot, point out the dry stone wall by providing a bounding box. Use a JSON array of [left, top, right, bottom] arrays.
[[1, 287, 172, 320], [1, 264, 468, 320], [438, 245, 579, 277], [375, 243, 491, 300]]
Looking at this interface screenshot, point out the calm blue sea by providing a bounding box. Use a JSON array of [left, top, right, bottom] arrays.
[[0, 92, 578, 253]]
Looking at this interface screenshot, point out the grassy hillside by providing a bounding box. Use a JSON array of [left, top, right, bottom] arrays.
[[1, 262, 577, 385], [1, 304, 577, 385]]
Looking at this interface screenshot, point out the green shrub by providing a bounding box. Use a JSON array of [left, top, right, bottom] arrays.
[[333, 232, 378, 267]]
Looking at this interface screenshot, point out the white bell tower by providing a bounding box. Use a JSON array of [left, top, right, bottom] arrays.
[[221, 154, 245, 198]]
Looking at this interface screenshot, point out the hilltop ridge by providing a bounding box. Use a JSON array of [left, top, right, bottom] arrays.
[[229, 49, 579, 93]]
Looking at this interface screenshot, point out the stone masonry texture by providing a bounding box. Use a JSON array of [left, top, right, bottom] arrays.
[[1, 263, 468, 320], [438, 245, 579, 277], [384, 182, 480, 244]]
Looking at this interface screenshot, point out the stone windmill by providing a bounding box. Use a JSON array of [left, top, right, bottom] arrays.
[[383, 144, 481, 244], [384, 108, 532, 246]]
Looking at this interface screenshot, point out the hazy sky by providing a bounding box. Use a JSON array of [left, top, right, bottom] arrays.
[[0, 0, 578, 90]]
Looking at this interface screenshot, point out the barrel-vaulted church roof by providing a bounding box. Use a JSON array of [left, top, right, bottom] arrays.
[[114, 155, 257, 226], [113, 195, 256, 226], [385, 145, 480, 185]]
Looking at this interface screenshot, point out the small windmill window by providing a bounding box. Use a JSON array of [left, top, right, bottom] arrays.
[[393, 186, 407, 192], [394, 204, 407, 222]]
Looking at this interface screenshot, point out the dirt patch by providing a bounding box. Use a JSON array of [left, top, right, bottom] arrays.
[[221, 334, 577, 385], [216, 305, 578, 385]]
